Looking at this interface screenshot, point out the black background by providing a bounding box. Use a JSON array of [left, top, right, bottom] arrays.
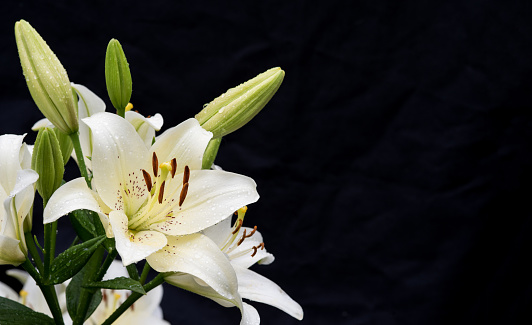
[[2, 1, 532, 324]]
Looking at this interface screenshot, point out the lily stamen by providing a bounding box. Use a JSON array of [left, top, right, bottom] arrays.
[[142, 169, 152, 192], [183, 165, 190, 184], [251, 243, 265, 257], [158, 181, 166, 204], [171, 158, 177, 178], [179, 182, 189, 206], [152, 152, 158, 177], [112, 292, 121, 311], [237, 225, 257, 246], [232, 219, 243, 234], [19, 290, 28, 306]]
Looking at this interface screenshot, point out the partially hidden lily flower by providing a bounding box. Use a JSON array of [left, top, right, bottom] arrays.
[[44, 112, 259, 306], [32, 83, 163, 170], [0, 269, 70, 322], [0, 261, 168, 325], [0, 134, 38, 266], [87, 261, 169, 325], [165, 207, 303, 325]]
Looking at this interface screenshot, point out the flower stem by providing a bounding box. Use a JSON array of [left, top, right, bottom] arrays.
[[94, 248, 118, 281], [69, 132, 91, 188], [101, 273, 165, 325], [73, 246, 105, 325], [139, 262, 151, 285], [21, 259, 65, 325], [43, 221, 57, 280], [24, 231, 43, 273]]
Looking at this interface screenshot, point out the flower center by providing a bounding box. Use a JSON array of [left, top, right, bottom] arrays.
[[128, 152, 190, 230], [220, 207, 265, 259]]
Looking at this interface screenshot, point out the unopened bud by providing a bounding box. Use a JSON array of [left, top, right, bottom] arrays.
[[105, 39, 132, 115], [15, 20, 78, 134], [196, 67, 284, 138], [31, 127, 65, 202]]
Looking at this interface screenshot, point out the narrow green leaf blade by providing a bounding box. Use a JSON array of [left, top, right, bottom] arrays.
[[0, 296, 55, 324], [85, 276, 146, 295], [66, 253, 103, 321], [49, 235, 105, 284], [69, 209, 97, 241]]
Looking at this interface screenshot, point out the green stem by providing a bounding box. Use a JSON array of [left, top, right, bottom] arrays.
[[202, 137, 222, 169], [38, 284, 65, 325], [69, 132, 91, 188], [24, 231, 43, 273], [95, 249, 118, 281], [117, 108, 125, 118], [43, 222, 57, 280], [139, 262, 151, 285], [22, 259, 64, 325], [73, 246, 105, 325], [101, 274, 165, 325]]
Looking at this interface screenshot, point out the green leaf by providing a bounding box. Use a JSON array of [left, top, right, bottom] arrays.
[[126, 264, 140, 281], [85, 276, 146, 295], [49, 235, 105, 284], [0, 296, 54, 324], [69, 209, 97, 242], [105, 38, 132, 114], [66, 254, 103, 321]]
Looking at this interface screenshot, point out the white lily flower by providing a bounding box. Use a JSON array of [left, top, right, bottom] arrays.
[[32, 83, 164, 170], [44, 112, 259, 305], [87, 260, 169, 325], [0, 269, 71, 323], [0, 261, 168, 325], [165, 207, 303, 325], [0, 134, 39, 266]]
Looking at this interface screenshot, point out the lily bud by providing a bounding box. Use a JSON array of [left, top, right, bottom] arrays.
[[196, 67, 285, 138], [31, 127, 65, 203], [14, 20, 79, 134], [105, 38, 132, 115], [53, 128, 74, 165]]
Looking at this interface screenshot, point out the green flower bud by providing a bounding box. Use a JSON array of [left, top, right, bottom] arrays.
[[32, 127, 65, 203], [195, 67, 285, 138], [14, 20, 79, 135], [53, 128, 74, 165], [105, 38, 132, 116]]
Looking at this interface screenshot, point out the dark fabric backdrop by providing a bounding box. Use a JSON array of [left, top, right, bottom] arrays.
[[1, 1, 532, 324]]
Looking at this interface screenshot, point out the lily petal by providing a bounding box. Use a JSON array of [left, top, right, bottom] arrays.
[[31, 118, 52, 130], [83, 112, 149, 216], [43, 177, 101, 224], [125, 111, 163, 148], [241, 302, 260, 325], [202, 216, 233, 247], [149, 118, 211, 172], [0, 235, 25, 266], [149, 233, 239, 303], [72, 83, 106, 170], [109, 210, 167, 266], [234, 265, 304, 321], [0, 277, 19, 300], [150, 170, 259, 236], [11, 169, 39, 222], [0, 134, 25, 193]]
